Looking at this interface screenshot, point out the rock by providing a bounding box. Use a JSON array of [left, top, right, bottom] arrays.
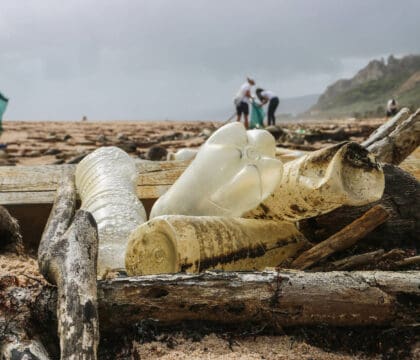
[[117, 133, 129, 141], [147, 146, 167, 161], [66, 153, 88, 164], [199, 128, 213, 139], [27, 150, 42, 157], [265, 126, 284, 140], [62, 134, 72, 141], [44, 148, 61, 156], [97, 134, 107, 143], [118, 142, 137, 153]]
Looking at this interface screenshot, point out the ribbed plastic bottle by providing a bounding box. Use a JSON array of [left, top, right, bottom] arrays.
[[75, 146, 147, 276], [247, 142, 385, 221], [125, 215, 308, 275], [150, 122, 283, 218]]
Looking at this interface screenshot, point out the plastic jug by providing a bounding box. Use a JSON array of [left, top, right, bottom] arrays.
[[125, 215, 308, 275], [150, 122, 283, 218], [75, 146, 146, 276], [247, 142, 385, 221]]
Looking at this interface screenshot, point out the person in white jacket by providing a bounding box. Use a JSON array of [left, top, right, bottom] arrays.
[[233, 77, 255, 129], [256, 88, 279, 126]]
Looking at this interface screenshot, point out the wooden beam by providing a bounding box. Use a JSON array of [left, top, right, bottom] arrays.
[[0, 160, 189, 205]]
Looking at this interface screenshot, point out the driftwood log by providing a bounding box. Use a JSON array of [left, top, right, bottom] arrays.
[[0, 270, 410, 331], [38, 174, 99, 359], [299, 164, 419, 250], [315, 249, 386, 271], [366, 108, 420, 165], [291, 205, 390, 270], [361, 107, 410, 148]]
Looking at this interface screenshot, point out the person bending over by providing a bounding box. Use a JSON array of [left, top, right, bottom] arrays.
[[256, 88, 279, 126]]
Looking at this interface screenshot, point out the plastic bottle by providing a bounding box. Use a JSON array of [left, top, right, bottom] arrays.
[[167, 148, 199, 161], [75, 146, 146, 276], [125, 215, 308, 275], [247, 142, 385, 221], [150, 122, 283, 218]]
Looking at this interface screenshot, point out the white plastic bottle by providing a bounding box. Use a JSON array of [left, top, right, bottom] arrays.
[[150, 122, 283, 218], [125, 215, 308, 275], [247, 142, 385, 221], [75, 146, 146, 276]]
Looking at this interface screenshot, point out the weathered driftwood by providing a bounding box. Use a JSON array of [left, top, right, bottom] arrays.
[[1, 270, 418, 353], [394, 255, 420, 268], [361, 107, 410, 148], [366, 108, 420, 165], [0, 205, 23, 254], [0, 275, 51, 360], [315, 249, 385, 271], [291, 205, 390, 270], [38, 174, 99, 359], [299, 164, 419, 249], [1, 337, 50, 360], [35, 270, 420, 329]]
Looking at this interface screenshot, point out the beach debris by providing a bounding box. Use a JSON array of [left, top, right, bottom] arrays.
[[38, 172, 99, 359], [0, 205, 23, 254], [147, 145, 167, 161], [365, 108, 420, 165], [362, 107, 410, 148], [290, 205, 390, 270], [150, 122, 283, 218], [75, 146, 146, 275], [125, 215, 309, 275], [167, 148, 199, 161], [298, 164, 419, 250], [247, 142, 384, 221]]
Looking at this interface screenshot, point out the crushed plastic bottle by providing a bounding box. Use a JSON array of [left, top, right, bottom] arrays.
[[247, 142, 385, 221], [75, 146, 146, 276], [125, 215, 309, 275], [150, 122, 283, 218]]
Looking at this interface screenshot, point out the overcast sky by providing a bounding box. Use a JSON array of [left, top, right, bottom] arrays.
[[1, 0, 419, 121]]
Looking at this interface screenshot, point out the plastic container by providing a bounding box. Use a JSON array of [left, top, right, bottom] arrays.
[[75, 146, 146, 275], [125, 215, 308, 275], [167, 148, 199, 161], [247, 142, 385, 221], [150, 122, 283, 218]]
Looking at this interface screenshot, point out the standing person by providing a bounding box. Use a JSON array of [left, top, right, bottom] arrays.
[[234, 77, 255, 129], [386, 98, 398, 117], [256, 88, 279, 126]]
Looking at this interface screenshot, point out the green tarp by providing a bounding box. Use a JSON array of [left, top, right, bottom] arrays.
[[250, 101, 265, 129], [0, 92, 9, 134]]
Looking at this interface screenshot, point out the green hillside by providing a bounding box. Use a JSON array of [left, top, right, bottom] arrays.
[[310, 55, 420, 118]]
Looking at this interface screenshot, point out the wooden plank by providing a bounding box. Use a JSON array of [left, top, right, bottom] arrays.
[[0, 152, 303, 206], [0, 161, 187, 205]]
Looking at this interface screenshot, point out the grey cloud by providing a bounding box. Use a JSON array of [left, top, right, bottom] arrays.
[[0, 0, 419, 120]]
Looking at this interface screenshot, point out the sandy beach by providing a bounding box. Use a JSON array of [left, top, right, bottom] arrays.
[[1, 118, 419, 359]]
